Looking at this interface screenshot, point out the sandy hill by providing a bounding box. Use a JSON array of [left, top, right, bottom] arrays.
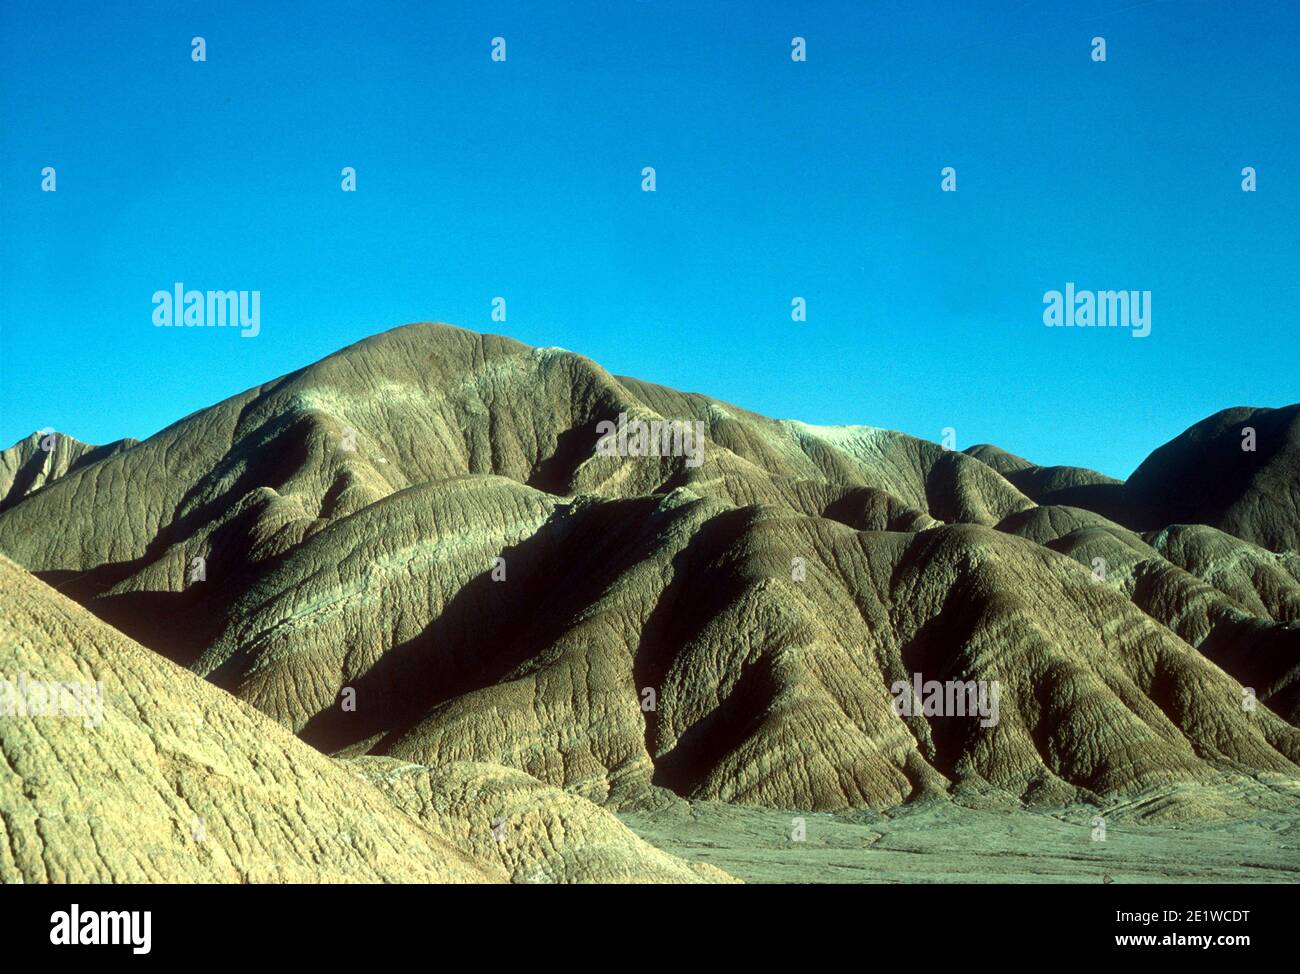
[[0, 554, 729, 883]]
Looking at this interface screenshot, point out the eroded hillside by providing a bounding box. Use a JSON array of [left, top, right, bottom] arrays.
[[0, 555, 729, 883], [1, 322, 1296, 817]]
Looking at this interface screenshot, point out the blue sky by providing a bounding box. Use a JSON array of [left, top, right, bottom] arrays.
[[2, 0, 1296, 478]]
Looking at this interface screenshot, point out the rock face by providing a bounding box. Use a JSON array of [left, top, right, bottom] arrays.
[[0, 322, 1296, 822], [0, 554, 729, 883]]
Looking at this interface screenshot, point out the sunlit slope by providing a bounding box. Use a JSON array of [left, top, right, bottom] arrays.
[[0, 555, 729, 883]]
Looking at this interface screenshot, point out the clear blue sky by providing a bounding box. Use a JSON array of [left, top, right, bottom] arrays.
[[2, 0, 1296, 478]]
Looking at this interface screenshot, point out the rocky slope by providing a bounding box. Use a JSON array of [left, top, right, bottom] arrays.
[[0, 430, 137, 512], [0, 554, 728, 883], [0, 322, 1296, 818]]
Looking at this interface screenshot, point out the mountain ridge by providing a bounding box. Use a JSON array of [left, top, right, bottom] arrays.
[[1, 321, 1296, 816]]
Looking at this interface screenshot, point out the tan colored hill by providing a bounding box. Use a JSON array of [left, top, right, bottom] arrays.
[[0, 430, 137, 512], [0, 554, 731, 883], [963, 443, 1122, 508], [0, 554, 495, 882], [0, 325, 1030, 579], [350, 757, 734, 883], [0, 322, 1295, 819]]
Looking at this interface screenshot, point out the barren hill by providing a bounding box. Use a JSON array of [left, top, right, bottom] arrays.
[[1, 322, 1296, 820], [0, 431, 137, 512], [0, 553, 728, 883]]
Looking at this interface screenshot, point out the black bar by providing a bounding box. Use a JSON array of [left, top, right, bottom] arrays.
[[0, 883, 1285, 961]]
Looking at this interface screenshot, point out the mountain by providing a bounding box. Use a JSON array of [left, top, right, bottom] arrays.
[[1124, 405, 1300, 552], [0, 553, 729, 883], [0, 430, 137, 512], [0, 322, 1296, 828], [967, 404, 1300, 553]]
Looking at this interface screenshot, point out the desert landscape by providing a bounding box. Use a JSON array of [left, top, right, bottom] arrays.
[[1, 322, 1297, 883]]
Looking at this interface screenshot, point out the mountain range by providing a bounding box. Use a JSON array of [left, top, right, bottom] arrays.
[[2, 321, 1297, 882]]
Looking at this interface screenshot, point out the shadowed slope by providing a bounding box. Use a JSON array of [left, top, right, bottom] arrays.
[[1124, 405, 1300, 552], [964, 443, 1122, 509], [970, 406, 1300, 552]]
